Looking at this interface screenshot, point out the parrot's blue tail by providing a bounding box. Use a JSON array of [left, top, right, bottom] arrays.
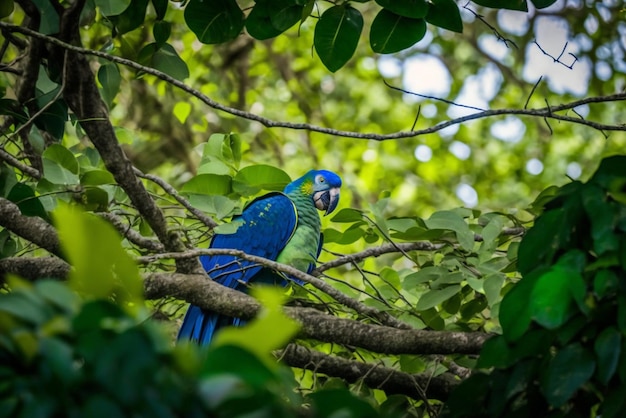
[[177, 306, 244, 346]]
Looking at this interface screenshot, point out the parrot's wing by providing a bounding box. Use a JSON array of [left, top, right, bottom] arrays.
[[202, 192, 297, 289], [177, 192, 297, 344]]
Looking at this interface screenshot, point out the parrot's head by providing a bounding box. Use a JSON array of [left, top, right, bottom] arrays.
[[285, 169, 342, 216]]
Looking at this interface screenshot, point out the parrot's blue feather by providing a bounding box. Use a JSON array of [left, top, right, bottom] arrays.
[[177, 170, 341, 345]]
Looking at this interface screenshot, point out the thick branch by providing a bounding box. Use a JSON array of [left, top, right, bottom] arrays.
[[279, 344, 459, 402], [144, 272, 490, 355], [0, 197, 62, 257], [140, 249, 412, 330], [0, 256, 70, 281], [0, 22, 623, 141]]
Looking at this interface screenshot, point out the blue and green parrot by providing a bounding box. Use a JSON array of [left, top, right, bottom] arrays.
[[177, 169, 342, 345]]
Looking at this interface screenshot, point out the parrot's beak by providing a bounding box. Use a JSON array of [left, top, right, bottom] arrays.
[[314, 187, 340, 216]]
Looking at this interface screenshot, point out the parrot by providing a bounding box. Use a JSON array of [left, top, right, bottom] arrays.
[[177, 169, 342, 345]]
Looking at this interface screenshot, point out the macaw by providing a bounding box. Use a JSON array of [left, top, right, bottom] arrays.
[[177, 169, 342, 345]]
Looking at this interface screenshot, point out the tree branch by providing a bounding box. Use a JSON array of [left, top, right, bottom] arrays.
[[133, 168, 218, 228], [1, 22, 623, 142], [140, 249, 413, 330], [0, 197, 62, 257], [144, 272, 490, 356], [278, 344, 459, 402], [0, 256, 70, 281], [97, 212, 165, 252]]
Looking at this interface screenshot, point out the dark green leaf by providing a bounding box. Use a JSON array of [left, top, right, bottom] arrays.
[[308, 388, 379, 418], [110, 0, 149, 34], [425, 0, 462, 33], [185, 0, 244, 44], [43, 144, 79, 174], [540, 343, 595, 407], [42, 158, 79, 185], [517, 208, 568, 275], [530, 0, 558, 8], [0, 0, 14, 18], [471, 0, 528, 11], [31, 0, 60, 34], [374, 0, 428, 18], [0, 292, 50, 324], [246, 0, 302, 40], [582, 184, 619, 255], [370, 10, 426, 54], [0, 99, 29, 124], [34, 88, 68, 140], [203, 345, 276, 387], [594, 327, 621, 384], [138, 43, 189, 81], [7, 183, 48, 220], [153, 20, 171, 46], [477, 335, 512, 368], [322, 225, 366, 245], [499, 269, 542, 341], [314, 5, 363, 72], [594, 269, 618, 298], [151, 0, 168, 19]]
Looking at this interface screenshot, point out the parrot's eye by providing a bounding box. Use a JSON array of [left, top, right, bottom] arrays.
[[316, 175, 325, 184]]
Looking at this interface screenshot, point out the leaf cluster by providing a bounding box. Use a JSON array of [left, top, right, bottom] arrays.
[[444, 155, 626, 417]]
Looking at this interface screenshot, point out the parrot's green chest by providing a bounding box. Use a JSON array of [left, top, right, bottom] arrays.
[[276, 196, 321, 272]]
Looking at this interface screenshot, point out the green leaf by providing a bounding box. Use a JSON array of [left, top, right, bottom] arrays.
[[471, 0, 528, 11], [517, 208, 568, 275], [7, 183, 48, 220], [182, 174, 232, 196], [80, 170, 115, 186], [499, 269, 543, 341], [425, 0, 462, 33], [330, 207, 364, 223], [540, 343, 595, 407], [415, 285, 461, 311], [582, 184, 619, 256], [245, 0, 302, 40], [138, 43, 189, 81], [370, 11, 426, 54], [151, 0, 168, 19], [314, 5, 363, 72], [44, 144, 79, 174], [42, 159, 79, 185], [0, 0, 14, 18], [54, 204, 143, 307], [322, 226, 366, 245], [308, 389, 379, 418], [110, 0, 149, 34], [213, 287, 299, 367], [477, 335, 512, 368], [594, 327, 621, 384], [94, 0, 130, 16], [424, 210, 474, 251], [97, 63, 121, 107], [232, 165, 291, 196], [187, 194, 237, 219], [31, 0, 60, 34], [34, 88, 68, 140], [153, 20, 171, 46], [185, 0, 244, 44], [483, 273, 505, 307], [530, 0, 558, 8], [530, 268, 578, 329], [0, 99, 29, 124], [375, 0, 427, 18], [594, 269, 618, 298]]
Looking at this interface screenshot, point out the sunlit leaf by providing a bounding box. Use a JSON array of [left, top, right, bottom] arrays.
[[181, 174, 232, 196], [232, 165, 291, 196], [425, 210, 475, 251], [94, 0, 130, 16]]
